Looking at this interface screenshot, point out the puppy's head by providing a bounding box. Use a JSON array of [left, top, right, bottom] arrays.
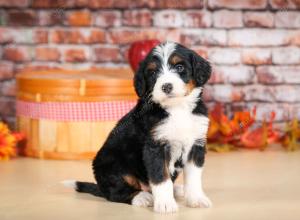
[[134, 42, 211, 106]]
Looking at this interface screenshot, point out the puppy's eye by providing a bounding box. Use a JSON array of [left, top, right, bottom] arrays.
[[149, 70, 157, 75], [175, 64, 184, 73]]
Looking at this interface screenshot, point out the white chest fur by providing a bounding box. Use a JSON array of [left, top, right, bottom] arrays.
[[152, 89, 209, 174]]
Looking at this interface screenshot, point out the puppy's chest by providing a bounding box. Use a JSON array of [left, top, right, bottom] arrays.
[[153, 106, 209, 170], [154, 106, 208, 146]]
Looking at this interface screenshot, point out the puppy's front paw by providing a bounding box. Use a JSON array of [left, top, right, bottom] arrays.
[[132, 191, 153, 207], [154, 198, 178, 214], [186, 194, 212, 208]]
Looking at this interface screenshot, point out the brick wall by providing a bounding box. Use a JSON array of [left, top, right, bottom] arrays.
[[0, 0, 300, 128]]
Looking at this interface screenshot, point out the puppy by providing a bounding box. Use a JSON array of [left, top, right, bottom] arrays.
[[64, 42, 212, 214]]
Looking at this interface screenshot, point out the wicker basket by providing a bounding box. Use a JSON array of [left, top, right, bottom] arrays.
[[16, 68, 137, 160]]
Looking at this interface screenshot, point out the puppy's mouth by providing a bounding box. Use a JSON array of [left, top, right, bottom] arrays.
[[166, 94, 177, 98], [161, 92, 186, 102]]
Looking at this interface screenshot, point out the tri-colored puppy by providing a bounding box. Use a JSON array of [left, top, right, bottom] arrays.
[[63, 42, 212, 214]]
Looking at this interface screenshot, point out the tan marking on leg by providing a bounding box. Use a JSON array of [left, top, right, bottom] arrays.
[[123, 175, 141, 190]]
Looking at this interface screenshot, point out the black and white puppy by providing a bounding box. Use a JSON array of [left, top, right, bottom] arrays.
[[63, 42, 212, 214]]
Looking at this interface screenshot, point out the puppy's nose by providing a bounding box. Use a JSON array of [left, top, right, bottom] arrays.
[[161, 83, 173, 94]]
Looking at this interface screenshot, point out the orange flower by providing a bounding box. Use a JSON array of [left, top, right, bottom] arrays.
[[0, 122, 17, 161]]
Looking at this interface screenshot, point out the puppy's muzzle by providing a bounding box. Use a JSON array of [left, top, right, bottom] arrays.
[[161, 83, 173, 94]]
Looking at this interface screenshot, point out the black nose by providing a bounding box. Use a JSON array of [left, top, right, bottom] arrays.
[[161, 83, 173, 94]]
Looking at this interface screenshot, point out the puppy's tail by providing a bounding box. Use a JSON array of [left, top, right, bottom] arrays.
[[61, 180, 104, 197]]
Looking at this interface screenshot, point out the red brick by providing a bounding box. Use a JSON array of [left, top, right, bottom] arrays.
[[38, 10, 64, 26], [0, 80, 16, 96], [63, 47, 89, 63], [181, 29, 227, 46], [91, 0, 204, 9], [242, 48, 272, 65], [183, 10, 211, 28], [121, 0, 157, 8], [52, 29, 80, 44], [88, 0, 114, 8], [243, 85, 274, 102], [89, 29, 106, 43], [50, 29, 105, 44], [208, 48, 240, 64], [202, 85, 213, 102], [35, 47, 61, 61], [93, 11, 121, 27], [275, 12, 300, 28], [288, 30, 300, 46], [0, 0, 29, 7], [73, 0, 88, 7], [269, 0, 300, 9], [154, 10, 183, 27], [228, 29, 288, 46], [64, 63, 94, 70], [15, 63, 62, 73], [0, 97, 15, 116], [0, 27, 14, 44], [272, 47, 300, 64], [32, 0, 87, 8], [152, 0, 204, 9], [0, 62, 14, 80], [34, 29, 48, 43], [210, 85, 244, 102], [5, 29, 35, 44], [209, 66, 255, 84], [109, 28, 180, 44], [123, 9, 152, 27], [213, 10, 243, 28], [66, 10, 92, 26], [190, 47, 208, 59], [121, 45, 131, 63], [3, 46, 32, 62], [257, 66, 300, 84], [208, 0, 267, 9], [274, 86, 300, 102], [93, 46, 122, 62], [7, 10, 37, 26], [244, 12, 274, 28]]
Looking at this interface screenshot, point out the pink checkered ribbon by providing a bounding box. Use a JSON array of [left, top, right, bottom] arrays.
[[16, 100, 137, 121]]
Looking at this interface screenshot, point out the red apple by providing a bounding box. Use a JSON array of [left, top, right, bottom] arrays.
[[128, 39, 160, 72]]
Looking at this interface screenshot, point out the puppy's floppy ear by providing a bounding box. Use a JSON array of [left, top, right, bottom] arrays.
[[133, 60, 146, 98], [190, 51, 211, 86]]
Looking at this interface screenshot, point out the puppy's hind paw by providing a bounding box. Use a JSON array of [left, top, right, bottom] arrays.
[[132, 191, 153, 207], [186, 194, 212, 208]]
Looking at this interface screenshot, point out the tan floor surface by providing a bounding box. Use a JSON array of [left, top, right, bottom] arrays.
[[0, 149, 300, 220]]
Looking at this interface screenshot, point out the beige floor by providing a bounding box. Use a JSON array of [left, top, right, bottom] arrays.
[[0, 148, 300, 220]]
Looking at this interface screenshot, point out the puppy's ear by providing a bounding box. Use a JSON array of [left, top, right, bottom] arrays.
[[133, 61, 146, 98], [190, 51, 211, 86]]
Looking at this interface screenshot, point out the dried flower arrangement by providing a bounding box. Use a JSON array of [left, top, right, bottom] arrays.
[[0, 122, 25, 161], [207, 103, 299, 152]]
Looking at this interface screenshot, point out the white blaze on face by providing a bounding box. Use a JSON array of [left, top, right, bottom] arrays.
[[152, 42, 187, 105]]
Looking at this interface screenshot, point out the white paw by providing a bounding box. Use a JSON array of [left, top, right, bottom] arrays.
[[186, 194, 212, 208], [154, 198, 178, 214], [132, 191, 153, 207], [174, 184, 184, 198]]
